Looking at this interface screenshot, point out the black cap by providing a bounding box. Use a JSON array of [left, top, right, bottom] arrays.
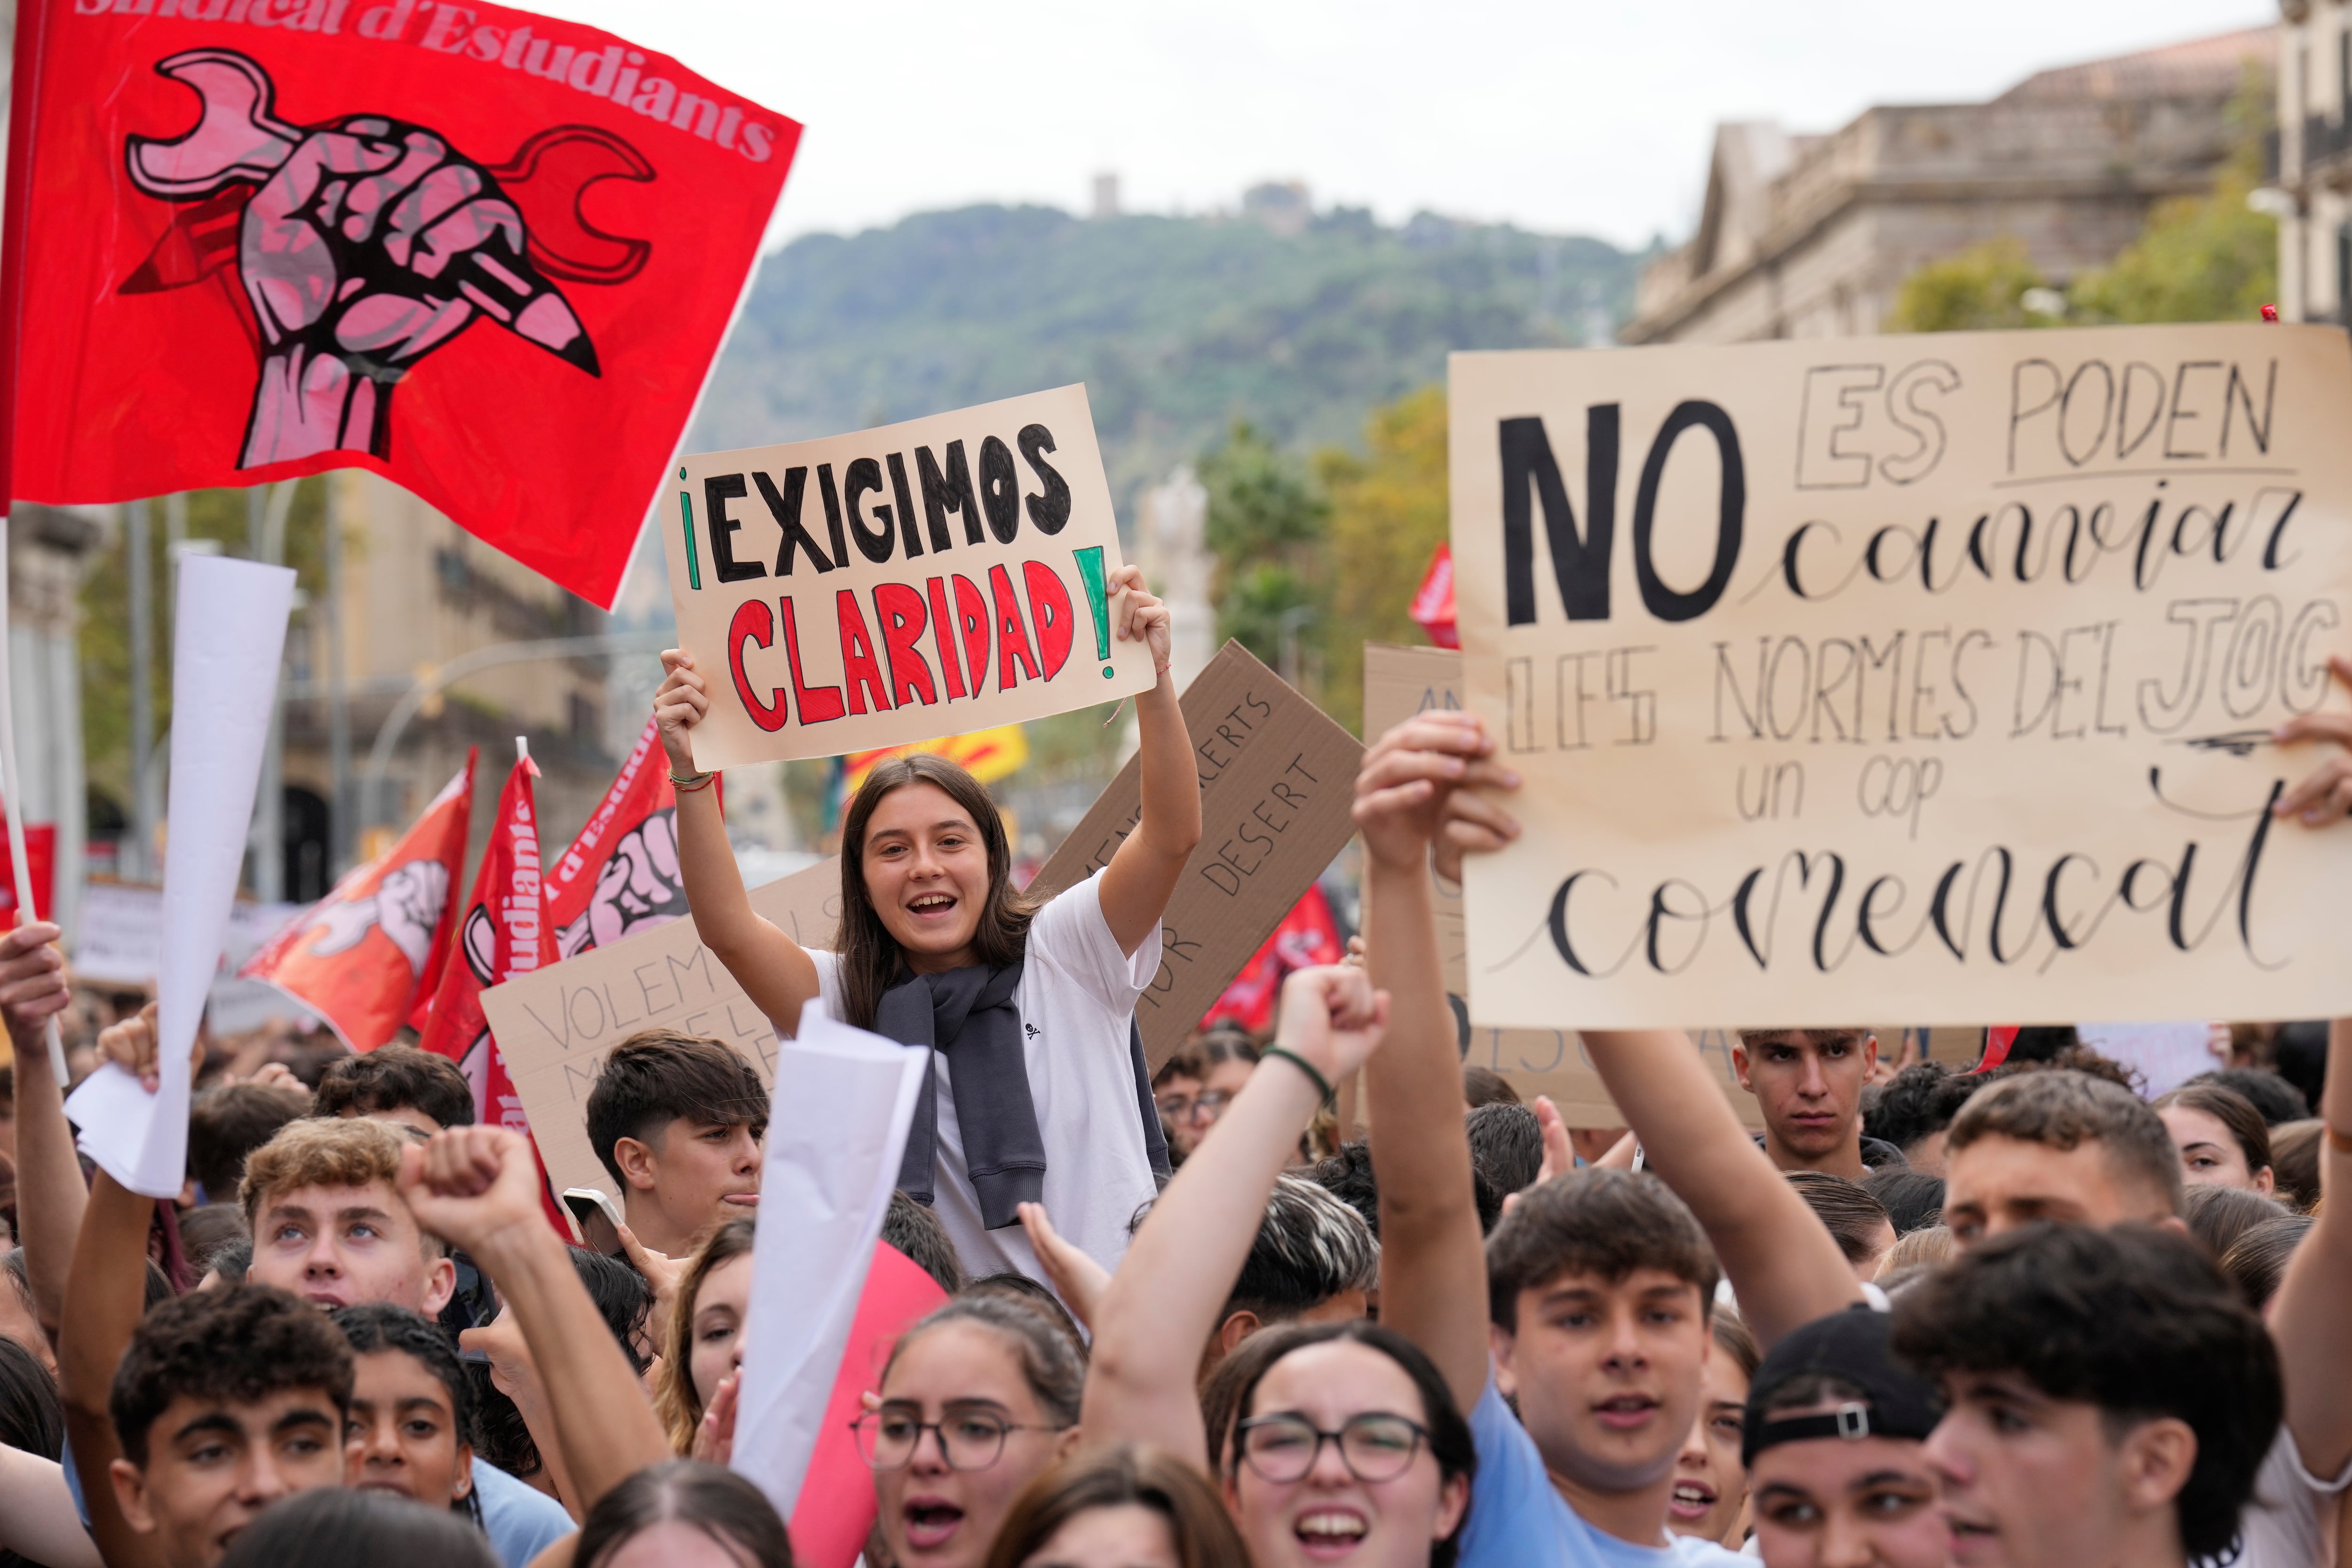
[[1741, 1306, 1944, 1466]]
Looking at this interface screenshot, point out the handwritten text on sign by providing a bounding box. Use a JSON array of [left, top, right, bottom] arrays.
[[664, 386, 1159, 768], [1031, 641, 1362, 1069], [484, 860, 839, 1200], [1450, 326, 2352, 1028]]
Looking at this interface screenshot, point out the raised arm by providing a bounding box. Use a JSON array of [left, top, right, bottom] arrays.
[[2267, 1017, 2352, 1476], [2259, 654, 2352, 1477], [0, 1445, 102, 1568], [61, 1170, 167, 1568], [1079, 966, 1386, 1464], [653, 651, 823, 1032], [1381, 715, 1858, 1353], [399, 1125, 671, 1509], [0, 923, 82, 1341], [1097, 566, 1200, 955], [1577, 1030, 1861, 1347], [1356, 712, 1519, 1416]]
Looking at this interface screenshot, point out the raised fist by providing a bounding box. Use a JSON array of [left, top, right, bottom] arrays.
[[126, 50, 602, 467]]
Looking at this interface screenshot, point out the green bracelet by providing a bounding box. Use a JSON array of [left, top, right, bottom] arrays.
[[1263, 1045, 1335, 1106]]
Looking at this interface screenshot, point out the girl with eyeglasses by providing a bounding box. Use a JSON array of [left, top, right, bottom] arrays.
[[854, 1293, 1087, 1568], [1048, 964, 1476, 1566]]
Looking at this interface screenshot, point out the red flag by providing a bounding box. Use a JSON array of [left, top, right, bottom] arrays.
[[419, 747, 564, 1227], [1410, 542, 1458, 650], [787, 1242, 951, 1568], [0, 0, 798, 609], [1200, 885, 1344, 1037], [0, 817, 55, 930], [242, 752, 472, 1049], [544, 717, 683, 958]]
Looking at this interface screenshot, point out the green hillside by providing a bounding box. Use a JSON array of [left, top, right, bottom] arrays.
[[691, 202, 1641, 501]]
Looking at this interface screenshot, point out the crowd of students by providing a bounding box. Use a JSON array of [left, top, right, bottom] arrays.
[[0, 574, 2341, 1567]]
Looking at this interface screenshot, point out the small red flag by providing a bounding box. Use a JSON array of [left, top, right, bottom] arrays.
[[419, 747, 565, 1228], [0, 817, 55, 930], [1411, 542, 1459, 650], [543, 717, 683, 958], [0, 0, 798, 609], [1200, 884, 1344, 1037], [242, 752, 473, 1050]]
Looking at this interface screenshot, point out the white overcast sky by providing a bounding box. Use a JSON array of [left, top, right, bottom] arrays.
[[531, 0, 2272, 252]]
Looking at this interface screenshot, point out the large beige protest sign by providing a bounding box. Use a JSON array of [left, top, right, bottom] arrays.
[[1451, 325, 2352, 1028], [1032, 640, 1363, 1070], [664, 386, 1159, 768], [484, 860, 839, 1200], [1363, 644, 1760, 1126]]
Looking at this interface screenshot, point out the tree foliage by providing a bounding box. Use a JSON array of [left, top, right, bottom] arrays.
[[1884, 237, 2050, 333], [702, 204, 1634, 506], [1197, 421, 1327, 668], [1315, 387, 1449, 734]]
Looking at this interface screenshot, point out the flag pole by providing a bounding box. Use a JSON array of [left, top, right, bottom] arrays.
[[0, 539, 64, 1078]]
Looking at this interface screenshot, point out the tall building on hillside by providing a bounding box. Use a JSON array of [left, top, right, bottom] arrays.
[[2272, 2, 2352, 322], [1623, 28, 2270, 345]]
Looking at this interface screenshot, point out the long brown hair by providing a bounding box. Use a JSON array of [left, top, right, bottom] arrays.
[[983, 1444, 1246, 1568], [655, 1216, 756, 1454], [837, 753, 1036, 1029]]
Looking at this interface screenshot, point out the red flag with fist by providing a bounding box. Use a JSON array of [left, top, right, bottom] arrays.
[[242, 751, 473, 1049], [0, 0, 797, 608], [543, 717, 683, 959], [419, 747, 565, 1226]]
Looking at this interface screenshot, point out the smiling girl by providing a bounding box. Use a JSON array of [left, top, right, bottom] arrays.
[[655, 564, 1198, 1281]]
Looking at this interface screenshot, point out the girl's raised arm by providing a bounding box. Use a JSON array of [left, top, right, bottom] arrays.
[[1097, 567, 1201, 956], [655, 650, 824, 1033]]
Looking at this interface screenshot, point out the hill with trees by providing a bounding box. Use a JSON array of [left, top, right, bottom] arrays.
[[692, 200, 1642, 506]]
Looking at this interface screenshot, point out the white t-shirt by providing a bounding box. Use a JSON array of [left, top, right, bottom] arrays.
[[2231, 1426, 2352, 1568], [804, 869, 1162, 1284]]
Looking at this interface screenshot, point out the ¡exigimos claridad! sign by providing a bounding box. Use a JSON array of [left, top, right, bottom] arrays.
[[663, 385, 1160, 768], [1450, 324, 2352, 1029]]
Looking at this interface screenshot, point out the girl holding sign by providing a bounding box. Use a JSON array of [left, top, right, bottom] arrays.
[[652, 563, 1199, 1285]]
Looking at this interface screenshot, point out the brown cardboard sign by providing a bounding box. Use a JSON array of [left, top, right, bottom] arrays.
[[1362, 643, 1762, 1127], [1450, 327, 2352, 1028], [1032, 640, 1364, 1069], [661, 385, 1158, 768], [484, 858, 841, 1201]]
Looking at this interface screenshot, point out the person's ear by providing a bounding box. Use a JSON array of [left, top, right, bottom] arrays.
[[1217, 1311, 1261, 1358], [612, 1136, 660, 1195], [1489, 1320, 1519, 1385], [1432, 1471, 1472, 1541], [1054, 1424, 1083, 1459], [452, 1443, 475, 1501], [1863, 1033, 1880, 1070], [2254, 1165, 2276, 1197], [1731, 1043, 1753, 1092], [2117, 1415, 2197, 1515], [421, 1252, 457, 1317], [110, 1457, 157, 1535]]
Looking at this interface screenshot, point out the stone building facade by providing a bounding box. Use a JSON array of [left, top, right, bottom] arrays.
[[1623, 29, 2270, 346]]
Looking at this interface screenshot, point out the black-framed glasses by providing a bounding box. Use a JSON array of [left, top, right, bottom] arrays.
[[1153, 1089, 1235, 1124], [851, 1407, 1070, 1471], [1234, 1412, 1430, 1484]]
